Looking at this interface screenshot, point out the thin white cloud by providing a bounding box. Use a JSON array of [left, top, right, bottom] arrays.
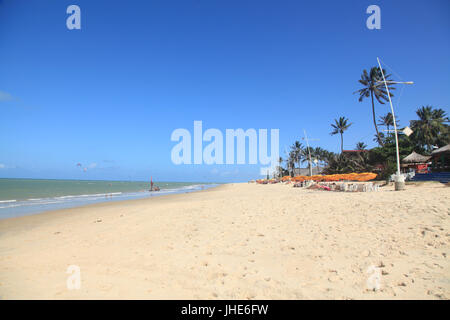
[[88, 163, 97, 169], [220, 168, 239, 177], [0, 91, 13, 101], [0, 164, 17, 169]]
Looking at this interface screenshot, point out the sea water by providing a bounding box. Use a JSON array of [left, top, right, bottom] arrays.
[[0, 178, 217, 219]]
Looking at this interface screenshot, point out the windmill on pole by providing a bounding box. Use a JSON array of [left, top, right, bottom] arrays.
[[376, 57, 413, 191], [302, 130, 320, 176]]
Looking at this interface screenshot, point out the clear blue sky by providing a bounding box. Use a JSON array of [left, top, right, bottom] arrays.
[[1, 0, 449, 182]]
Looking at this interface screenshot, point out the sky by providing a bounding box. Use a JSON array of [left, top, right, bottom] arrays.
[[0, 0, 449, 182]]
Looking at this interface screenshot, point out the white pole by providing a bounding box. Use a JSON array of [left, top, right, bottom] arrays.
[[376, 58, 401, 178], [303, 129, 313, 176]]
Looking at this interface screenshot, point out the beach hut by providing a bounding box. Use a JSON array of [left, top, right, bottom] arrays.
[[431, 144, 450, 172], [401, 151, 431, 173]]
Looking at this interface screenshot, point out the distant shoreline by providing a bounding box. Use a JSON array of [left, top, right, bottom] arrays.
[[0, 179, 220, 220]]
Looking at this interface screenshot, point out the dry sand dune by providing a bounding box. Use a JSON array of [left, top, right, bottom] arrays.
[[0, 182, 449, 299]]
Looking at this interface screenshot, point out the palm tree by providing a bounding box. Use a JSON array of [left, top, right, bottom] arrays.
[[290, 141, 304, 171], [410, 106, 449, 152], [373, 132, 385, 145], [312, 147, 328, 166], [320, 149, 336, 165], [277, 156, 284, 178], [331, 117, 352, 153], [324, 152, 373, 174], [378, 112, 399, 134], [355, 142, 367, 150], [355, 67, 396, 146], [286, 151, 296, 177], [302, 147, 329, 170], [302, 146, 313, 174], [310, 146, 332, 173]]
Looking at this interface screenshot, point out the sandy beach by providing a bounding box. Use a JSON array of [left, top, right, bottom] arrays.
[[0, 182, 449, 299]]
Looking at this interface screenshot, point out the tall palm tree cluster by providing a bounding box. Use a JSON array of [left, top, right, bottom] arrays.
[[410, 106, 449, 153], [275, 66, 449, 178], [372, 107, 449, 152], [283, 143, 334, 177]]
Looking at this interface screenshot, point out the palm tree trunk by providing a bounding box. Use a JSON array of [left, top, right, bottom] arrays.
[[371, 91, 384, 146], [340, 133, 343, 153]]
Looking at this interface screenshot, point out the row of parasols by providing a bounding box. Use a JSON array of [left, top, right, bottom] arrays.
[[256, 172, 378, 184]]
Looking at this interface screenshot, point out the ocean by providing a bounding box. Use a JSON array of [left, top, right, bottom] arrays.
[[0, 178, 217, 219]]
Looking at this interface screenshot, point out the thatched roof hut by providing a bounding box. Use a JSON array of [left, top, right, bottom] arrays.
[[431, 144, 450, 155], [402, 151, 431, 164], [430, 144, 450, 172]]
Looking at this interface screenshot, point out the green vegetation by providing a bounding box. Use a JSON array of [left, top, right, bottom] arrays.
[[276, 66, 449, 180], [410, 106, 449, 153]]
